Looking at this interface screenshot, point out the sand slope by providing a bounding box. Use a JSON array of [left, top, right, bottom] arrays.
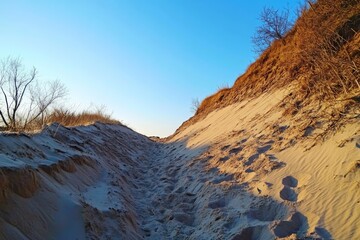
[[0, 88, 359, 239], [0, 123, 151, 239], [168, 88, 360, 239]]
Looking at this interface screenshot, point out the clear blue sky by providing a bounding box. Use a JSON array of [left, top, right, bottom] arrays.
[[0, 0, 298, 137]]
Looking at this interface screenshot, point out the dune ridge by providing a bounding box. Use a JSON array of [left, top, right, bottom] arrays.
[[0, 85, 358, 239]]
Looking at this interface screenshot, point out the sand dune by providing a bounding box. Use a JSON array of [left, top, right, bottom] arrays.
[[0, 87, 358, 239], [168, 88, 360, 239]]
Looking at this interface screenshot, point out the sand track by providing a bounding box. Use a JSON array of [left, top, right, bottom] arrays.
[[130, 139, 313, 239], [0, 90, 359, 240]]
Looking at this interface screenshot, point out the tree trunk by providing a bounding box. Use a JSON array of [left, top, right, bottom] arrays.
[[0, 110, 9, 128]]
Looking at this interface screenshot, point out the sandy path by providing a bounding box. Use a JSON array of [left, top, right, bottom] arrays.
[[129, 140, 299, 239]]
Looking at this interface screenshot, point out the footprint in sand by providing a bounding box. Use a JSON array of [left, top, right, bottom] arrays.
[[211, 174, 234, 184], [280, 176, 298, 202], [273, 212, 307, 238], [229, 146, 243, 155], [247, 200, 287, 221], [219, 156, 230, 162], [231, 225, 269, 240], [280, 187, 297, 201], [282, 176, 298, 188]]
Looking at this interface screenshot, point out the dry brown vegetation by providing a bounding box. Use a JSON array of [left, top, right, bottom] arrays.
[[44, 108, 121, 127], [177, 0, 360, 136], [6, 107, 121, 132], [0, 58, 121, 131]]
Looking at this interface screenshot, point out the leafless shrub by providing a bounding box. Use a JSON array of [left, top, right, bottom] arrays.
[[252, 7, 293, 53], [191, 98, 200, 113], [24, 80, 67, 129], [0, 57, 67, 131]]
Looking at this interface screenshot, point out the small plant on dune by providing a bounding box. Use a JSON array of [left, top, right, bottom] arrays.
[[191, 98, 200, 113], [217, 83, 230, 91]]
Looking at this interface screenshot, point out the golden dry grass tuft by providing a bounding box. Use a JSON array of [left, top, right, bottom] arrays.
[[44, 108, 121, 127]]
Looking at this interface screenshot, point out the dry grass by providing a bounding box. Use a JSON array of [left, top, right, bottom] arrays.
[[292, 0, 360, 98], [0, 108, 121, 132], [196, 87, 231, 115], [44, 108, 121, 127]]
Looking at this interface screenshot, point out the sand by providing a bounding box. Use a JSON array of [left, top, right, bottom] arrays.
[[168, 87, 360, 239], [0, 87, 359, 239]]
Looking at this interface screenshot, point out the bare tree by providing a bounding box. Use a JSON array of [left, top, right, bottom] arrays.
[[252, 7, 293, 53], [191, 98, 200, 113], [0, 57, 66, 130], [24, 80, 67, 129], [0, 57, 37, 129]]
